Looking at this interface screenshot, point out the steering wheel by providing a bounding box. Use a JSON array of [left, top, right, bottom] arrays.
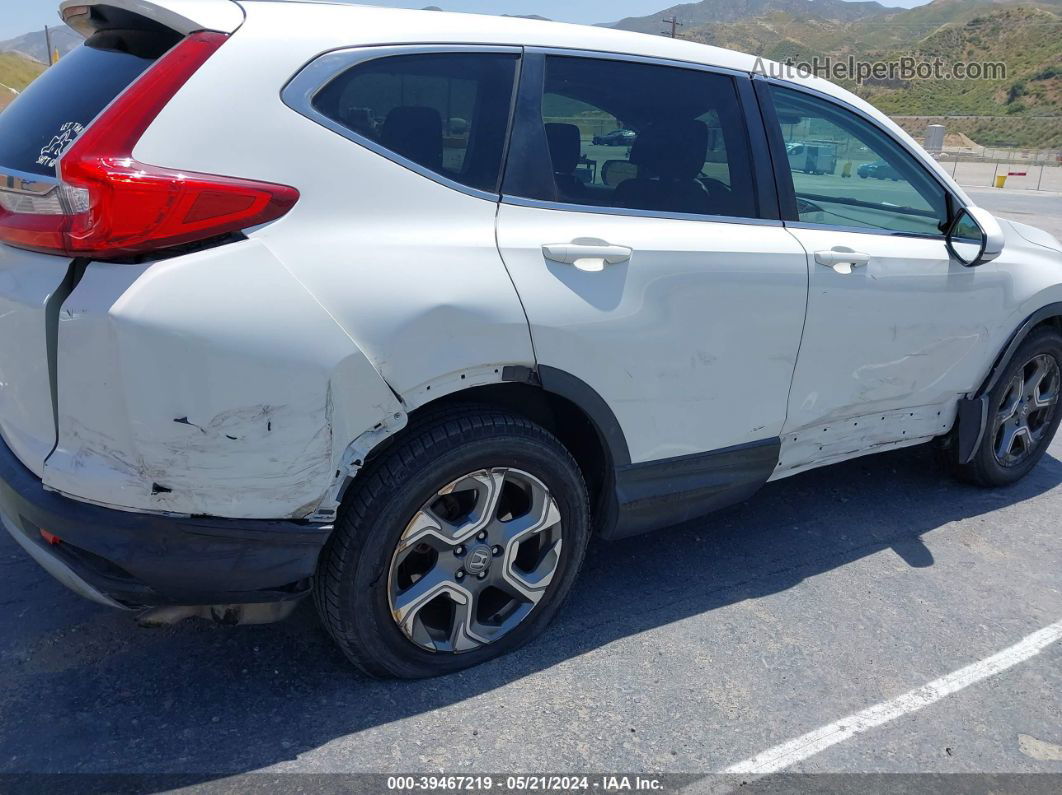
[[699, 177, 733, 199]]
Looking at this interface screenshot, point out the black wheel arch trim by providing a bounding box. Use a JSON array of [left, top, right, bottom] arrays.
[[504, 364, 632, 467], [607, 437, 780, 540], [956, 301, 1062, 464]]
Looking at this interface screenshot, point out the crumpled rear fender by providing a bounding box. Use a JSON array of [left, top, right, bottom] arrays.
[[43, 239, 404, 519]]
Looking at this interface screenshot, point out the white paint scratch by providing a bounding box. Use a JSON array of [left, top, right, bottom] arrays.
[[722, 618, 1062, 775]]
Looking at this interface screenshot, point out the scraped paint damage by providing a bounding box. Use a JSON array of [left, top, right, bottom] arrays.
[[771, 401, 958, 480], [48, 396, 337, 518]]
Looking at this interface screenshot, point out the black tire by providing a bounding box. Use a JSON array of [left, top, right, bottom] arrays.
[[946, 327, 1062, 487], [314, 406, 590, 678]]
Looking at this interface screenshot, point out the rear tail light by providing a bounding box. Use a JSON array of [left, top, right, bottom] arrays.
[[0, 32, 299, 258]]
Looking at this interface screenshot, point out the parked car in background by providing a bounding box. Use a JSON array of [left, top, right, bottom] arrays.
[[1, 0, 1061, 679], [592, 128, 637, 146], [858, 158, 902, 180]]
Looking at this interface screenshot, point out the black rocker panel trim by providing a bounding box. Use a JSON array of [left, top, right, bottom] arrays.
[[605, 437, 780, 540], [502, 366, 780, 538]]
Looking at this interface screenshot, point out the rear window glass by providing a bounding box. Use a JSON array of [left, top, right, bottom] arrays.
[[312, 52, 518, 193], [0, 29, 178, 178], [506, 55, 758, 220]]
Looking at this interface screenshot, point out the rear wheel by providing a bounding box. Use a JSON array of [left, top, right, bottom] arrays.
[[314, 407, 589, 678], [947, 327, 1062, 486]]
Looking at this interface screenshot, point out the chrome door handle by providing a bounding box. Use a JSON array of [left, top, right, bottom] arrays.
[[815, 248, 870, 275], [542, 241, 632, 272]]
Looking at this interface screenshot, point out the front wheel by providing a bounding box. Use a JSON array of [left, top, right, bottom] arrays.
[[946, 327, 1062, 486], [314, 407, 590, 678]]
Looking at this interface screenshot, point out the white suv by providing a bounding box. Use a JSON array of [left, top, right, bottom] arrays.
[[1, 0, 1060, 678]]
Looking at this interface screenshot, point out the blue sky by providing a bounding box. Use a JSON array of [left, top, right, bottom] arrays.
[[1, 0, 933, 40]]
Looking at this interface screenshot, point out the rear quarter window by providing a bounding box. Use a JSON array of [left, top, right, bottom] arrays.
[[311, 52, 518, 194], [0, 28, 179, 178]]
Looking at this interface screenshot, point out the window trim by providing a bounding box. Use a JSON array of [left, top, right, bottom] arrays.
[[499, 47, 779, 226], [502, 194, 786, 227], [280, 44, 522, 202], [753, 76, 966, 239]]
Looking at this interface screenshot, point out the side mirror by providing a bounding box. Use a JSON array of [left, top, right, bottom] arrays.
[[946, 206, 1004, 267]]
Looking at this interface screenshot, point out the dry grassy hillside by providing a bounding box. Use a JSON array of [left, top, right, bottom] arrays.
[[0, 51, 46, 110]]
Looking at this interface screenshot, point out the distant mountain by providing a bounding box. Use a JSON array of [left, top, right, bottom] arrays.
[[605, 0, 894, 34], [676, 0, 1062, 147], [0, 25, 81, 64]]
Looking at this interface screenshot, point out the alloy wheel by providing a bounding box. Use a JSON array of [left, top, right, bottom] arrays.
[[387, 468, 563, 653], [993, 353, 1061, 467]]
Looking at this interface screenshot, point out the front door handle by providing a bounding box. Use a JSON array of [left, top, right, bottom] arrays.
[[542, 241, 633, 272], [815, 248, 871, 275]]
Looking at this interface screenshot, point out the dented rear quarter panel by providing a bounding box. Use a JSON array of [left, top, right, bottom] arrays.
[[131, 16, 537, 407], [45, 239, 403, 519], [0, 247, 71, 476]]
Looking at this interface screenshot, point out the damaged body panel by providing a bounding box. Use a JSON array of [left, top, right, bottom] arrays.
[[134, 13, 537, 404], [0, 246, 74, 475], [44, 239, 404, 519], [778, 221, 1062, 476]]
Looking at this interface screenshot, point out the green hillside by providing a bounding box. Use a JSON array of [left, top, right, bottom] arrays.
[[0, 52, 46, 110], [683, 0, 1062, 146], [861, 8, 1062, 119]]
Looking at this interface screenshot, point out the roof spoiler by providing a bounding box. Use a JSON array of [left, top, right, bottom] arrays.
[[58, 0, 245, 38]]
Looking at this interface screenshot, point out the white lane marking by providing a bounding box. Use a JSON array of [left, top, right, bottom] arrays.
[[722, 618, 1062, 775]]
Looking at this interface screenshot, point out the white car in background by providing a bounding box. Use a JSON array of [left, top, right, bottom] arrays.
[[0, 0, 1060, 678]]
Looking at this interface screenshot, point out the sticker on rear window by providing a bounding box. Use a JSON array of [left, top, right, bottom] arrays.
[[37, 122, 85, 168]]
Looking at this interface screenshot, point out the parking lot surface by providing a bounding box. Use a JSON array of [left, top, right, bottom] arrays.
[[1, 193, 1060, 785]]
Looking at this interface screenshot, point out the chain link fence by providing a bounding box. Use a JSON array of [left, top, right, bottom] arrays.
[[935, 149, 1062, 191], [891, 116, 1062, 191]]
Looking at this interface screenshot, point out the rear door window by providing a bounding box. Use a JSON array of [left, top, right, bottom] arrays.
[[507, 55, 759, 219], [311, 52, 519, 193], [0, 29, 179, 177]]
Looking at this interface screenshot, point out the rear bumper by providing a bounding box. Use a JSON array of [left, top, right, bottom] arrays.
[[0, 435, 332, 607]]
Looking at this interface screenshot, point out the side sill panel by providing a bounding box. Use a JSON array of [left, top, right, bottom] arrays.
[[604, 438, 780, 540]]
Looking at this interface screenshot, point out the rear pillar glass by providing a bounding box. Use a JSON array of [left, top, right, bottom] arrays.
[[0, 28, 180, 178], [311, 52, 519, 194]]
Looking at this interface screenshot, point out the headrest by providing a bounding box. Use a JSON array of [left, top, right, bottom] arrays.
[[630, 120, 708, 180], [380, 106, 443, 170], [545, 123, 582, 174]]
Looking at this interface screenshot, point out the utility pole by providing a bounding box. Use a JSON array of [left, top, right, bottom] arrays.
[[661, 16, 683, 38], [43, 25, 54, 65]]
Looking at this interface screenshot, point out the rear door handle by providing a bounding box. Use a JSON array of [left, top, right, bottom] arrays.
[[814, 248, 871, 275], [542, 241, 632, 272]]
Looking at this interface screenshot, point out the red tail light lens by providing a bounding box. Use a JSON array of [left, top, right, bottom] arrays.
[[0, 32, 299, 258]]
